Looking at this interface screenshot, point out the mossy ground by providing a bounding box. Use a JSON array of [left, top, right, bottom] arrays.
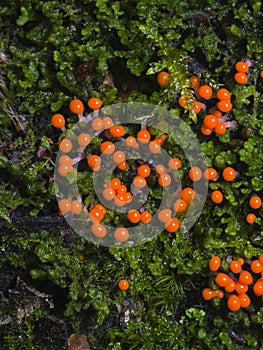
[[0, 1, 263, 349]]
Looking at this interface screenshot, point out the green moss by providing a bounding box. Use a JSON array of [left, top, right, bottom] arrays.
[[1, 0, 263, 349]]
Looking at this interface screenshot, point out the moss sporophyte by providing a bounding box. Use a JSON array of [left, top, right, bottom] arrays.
[[53, 100, 211, 248], [1, 1, 263, 349]]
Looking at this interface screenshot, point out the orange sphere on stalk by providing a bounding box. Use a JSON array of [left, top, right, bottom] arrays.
[[87, 97, 102, 110], [239, 271, 253, 285], [69, 99, 84, 114], [203, 115, 218, 129], [165, 218, 180, 232], [215, 273, 230, 287], [249, 196, 262, 209], [235, 281, 248, 294], [59, 138, 72, 153], [127, 210, 141, 224], [91, 223, 107, 238], [253, 279, 263, 296], [230, 260, 242, 274], [102, 187, 115, 201], [133, 176, 147, 188], [125, 136, 137, 147], [158, 173, 171, 187], [157, 71, 170, 86], [202, 288, 217, 301], [149, 139, 161, 153], [157, 209, 172, 223], [214, 122, 227, 135], [102, 116, 113, 129], [189, 75, 200, 87], [181, 187, 195, 202], [140, 211, 152, 224], [51, 113, 65, 129], [238, 258, 245, 266], [87, 155, 101, 171], [191, 100, 202, 113], [118, 279, 129, 291], [110, 125, 125, 138], [71, 200, 82, 214], [227, 294, 241, 312], [173, 199, 188, 213], [137, 129, 151, 144], [189, 166, 202, 181], [168, 157, 181, 170], [89, 207, 104, 223], [251, 260, 263, 274], [246, 213, 256, 224], [94, 203, 106, 215], [214, 289, 224, 299], [118, 161, 129, 170], [211, 190, 223, 204], [100, 141, 115, 154], [217, 100, 232, 112], [78, 133, 91, 147], [112, 150, 126, 164], [222, 167, 236, 181], [209, 256, 221, 272], [201, 125, 213, 136], [198, 85, 213, 99], [217, 88, 231, 100], [211, 109, 222, 118], [235, 61, 249, 73], [234, 72, 248, 84], [203, 168, 217, 180], [59, 155, 72, 165], [123, 192, 132, 203], [137, 165, 151, 177], [59, 199, 72, 214], [114, 227, 129, 242], [92, 117, 104, 131], [114, 193, 126, 207], [155, 164, 166, 175], [238, 293, 250, 308], [110, 177, 121, 190], [58, 164, 73, 177], [178, 96, 186, 108], [116, 184, 127, 195], [225, 280, 236, 293]]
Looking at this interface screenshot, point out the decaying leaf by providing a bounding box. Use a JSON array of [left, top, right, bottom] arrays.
[[68, 333, 90, 350]]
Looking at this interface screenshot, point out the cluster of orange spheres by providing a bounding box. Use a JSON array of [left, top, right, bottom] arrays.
[[157, 60, 263, 137], [157, 69, 233, 134], [51, 97, 103, 132], [187, 165, 237, 204], [52, 96, 204, 242], [246, 196, 262, 224], [202, 254, 263, 312], [188, 164, 262, 221], [188, 165, 236, 183], [234, 61, 250, 84], [186, 79, 234, 136], [102, 177, 152, 225]]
